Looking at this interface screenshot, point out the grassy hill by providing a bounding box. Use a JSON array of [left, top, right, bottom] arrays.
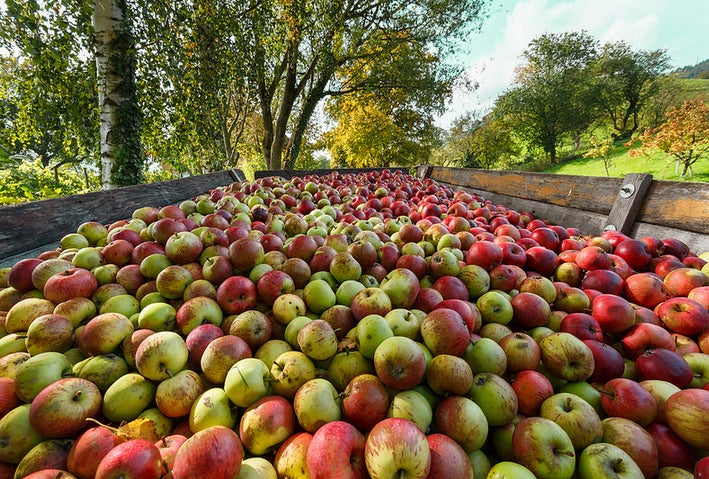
[[542, 78, 709, 182]]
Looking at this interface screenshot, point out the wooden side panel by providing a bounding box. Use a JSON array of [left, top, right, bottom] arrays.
[[636, 180, 709, 234], [429, 167, 622, 215], [0, 170, 243, 266], [255, 167, 411, 179]]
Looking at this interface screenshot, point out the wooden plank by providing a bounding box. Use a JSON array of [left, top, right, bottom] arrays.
[[0, 170, 243, 265], [636, 180, 709, 235], [604, 173, 654, 234], [429, 167, 622, 215]]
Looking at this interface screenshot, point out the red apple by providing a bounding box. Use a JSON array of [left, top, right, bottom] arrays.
[[656, 296, 709, 336], [94, 439, 163, 479], [600, 377, 658, 426], [306, 421, 367, 479]]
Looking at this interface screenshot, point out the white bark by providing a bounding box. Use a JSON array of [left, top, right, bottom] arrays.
[[92, 0, 123, 189]]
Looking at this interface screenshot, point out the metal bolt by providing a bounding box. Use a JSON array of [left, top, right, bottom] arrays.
[[620, 184, 635, 198]]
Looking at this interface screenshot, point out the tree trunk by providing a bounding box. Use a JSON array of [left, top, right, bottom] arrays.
[[92, 0, 144, 188]]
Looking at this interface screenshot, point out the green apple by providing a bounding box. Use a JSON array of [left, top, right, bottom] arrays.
[[102, 372, 157, 423], [74, 353, 129, 393], [356, 314, 394, 359], [225, 357, 272, 408], [189, 387, 235, 432], [326, 350, 375, 392], [254, 339, 293, 370], [387, 389, 433, 433], [384, 308, 422, 340], [5, 297, 56, 333], [462, 337, 507, 375], [467, 372, 518, 427], [272, 293, 308, 325], [559, 381, 603, 416], [138, 301, 177, 332], [539, 392, 604, 451], [329, 251, 362, 283], [577, 442, 644, 479], [135, 331, 189, 381], [24, 313, 74, 355], [0, 404, 45, 464], [364, 417, 431, 479], [284, 315, 313, 348], [303, 279, 337, 314], [336, 280, 366, 307], [487, 461, 536, 479], [14, 351, 73, 402], [237, 456, 278, 479], [476, 290, 514, 325], [53, 297, 97, 328], [458, 264, 491, 299], [292, 378, 341, 433]]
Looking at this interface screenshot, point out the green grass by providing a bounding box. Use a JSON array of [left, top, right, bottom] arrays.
[[544, 143, 709, 182]]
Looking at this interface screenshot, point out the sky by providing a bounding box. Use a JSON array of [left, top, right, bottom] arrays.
[[435, 0, 709, 127]]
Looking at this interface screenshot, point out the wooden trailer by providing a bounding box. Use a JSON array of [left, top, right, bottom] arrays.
[[1, 166, 707, 268]]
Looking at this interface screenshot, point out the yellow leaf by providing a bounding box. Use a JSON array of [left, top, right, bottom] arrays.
[[116, 418, 161, 442]]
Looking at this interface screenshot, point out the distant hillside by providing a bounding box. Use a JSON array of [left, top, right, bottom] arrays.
[[674, 58, 709, 79]]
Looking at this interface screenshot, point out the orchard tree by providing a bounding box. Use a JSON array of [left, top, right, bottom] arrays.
[[632, 98, 709, 177], [592, 41, 671, 141], [495, 31, 599, 165], [0, 1, 97, 175]]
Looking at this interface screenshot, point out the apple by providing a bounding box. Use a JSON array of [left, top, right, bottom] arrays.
[[518, 275, 557, 304], [426, 353, 474, 397], [583, 339, 626, 384], [373, 335, 427, 390], [188, 387, 235, 432], [137, 301, 177, 332], [272, 293, 308, 325], [93, 439, 162, 479], [170, 425, 243, 479], [426, 433, 474, 479], [25, 313, 74, 355], [239, 395, 297, 456], [510, 369, 554, 417], [29, 377, 102, 439], [256, 270, 295, 306], [539, 332, 595, 382], [200, 334, 252, 385], [656, 296, 709, 336], [228, 309, 272, 351], [201, 254, 234, 285], [432, 395, 488, 453], [215, 275, 258, 316], [466, 240, 502, 271], [293, 378, 341, 433], [7, 257, 44, 292], [380, 268, 420, 309], [420, 308, 470, 356], [467, 372, 519, 427], [476, 290, 514, 325], [306, 420, 367, 479], [600, 377, 658, 426], [624, 272, 670, 308], [602, 416, 659, 479], [383, 308, 422, 340], [511, 416, 576, 479], [135, 330, 189, 381], [510, 291, 551, 329], [645, 422, 695, 471], [67, 426, 124, 479], [13, 351, 74, 403], [270, 350, 317, 399], [576, 442, 645, 479], [12, 438, 75, 478], [498, 332, 541, 373], [364, 418, 431, 479], [42, 267, 98, 304], [155, 369, 204, 418], [236, 457, 277, 479], [102, 373, 157, 423], [0, 403, 46, 464], [273, 431, 312, 479], [591, 293, 636, 334], [412, 287, 444, 313], [350, 287, 393, 321], [5, 297, 56, 333], [387, 389, 433, 433], [539, 392, 603, 451], [341, 374, 389, 432], [176, 296, 224, 335], [665, 387, 709, 450], [559, 312, 603, 341], [635, 348, 693, 388], [696, 457, 709, 479], [486, 461, 536, 479], [228, 237, 265, 274], [164, 230, 204, 265], [620, 322, 675, 360]]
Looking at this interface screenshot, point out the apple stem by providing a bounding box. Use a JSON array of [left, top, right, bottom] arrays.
[[85, 417, 119, 434], [165, 369, 174, 378], [613, 458, 624, 472], [73, 390, 82, 401]]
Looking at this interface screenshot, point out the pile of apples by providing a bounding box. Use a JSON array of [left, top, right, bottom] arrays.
[[0, 168, 708, 479]]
